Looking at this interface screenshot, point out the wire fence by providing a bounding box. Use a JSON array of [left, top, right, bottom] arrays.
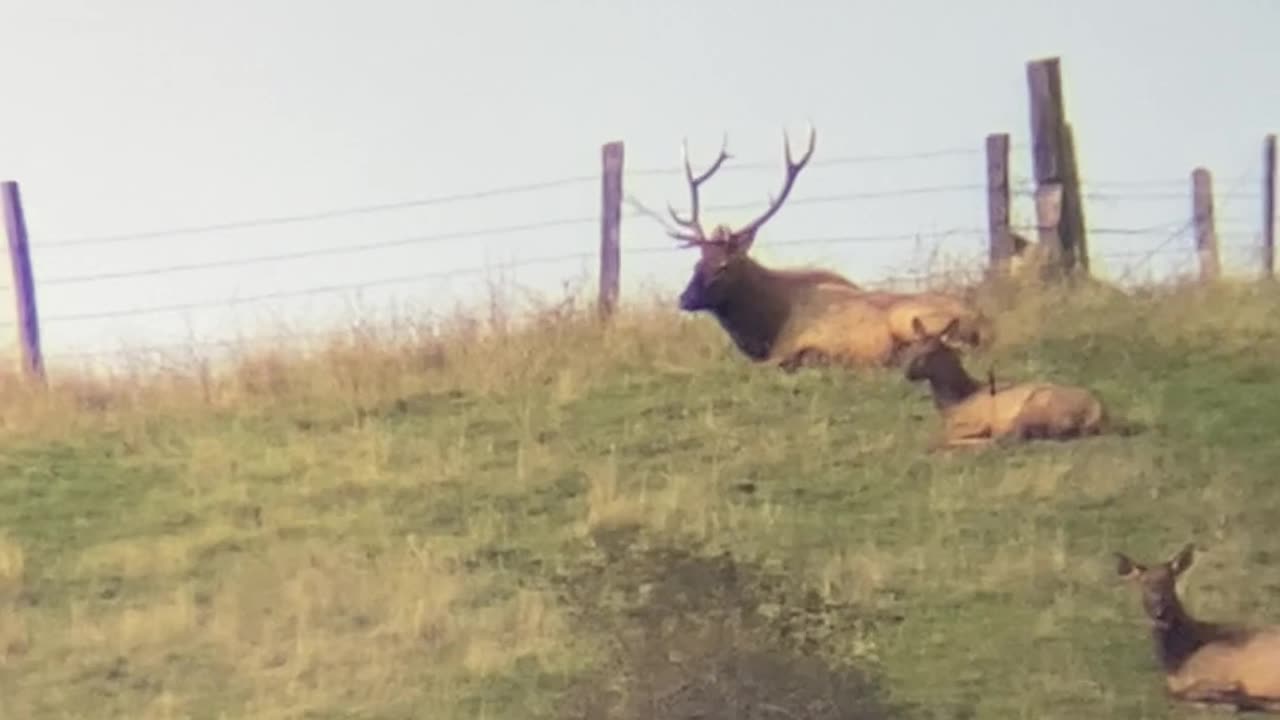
[[9, 139, 1277, 370]]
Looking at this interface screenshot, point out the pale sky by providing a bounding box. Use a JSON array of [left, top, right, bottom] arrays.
[[1, 0, 1276, 369]]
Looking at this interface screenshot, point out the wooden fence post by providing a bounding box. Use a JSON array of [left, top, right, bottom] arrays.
[[985, 133, 1014, 270], [1191, 168, 1220, 283], [1061, 123, 1090, 272], [1264, 133, 1276, 279], [1033, 184, 1064, 274], [1026, 56, 1088, 278], [1, 181, 46, 382], [599, 140, 624, 319]]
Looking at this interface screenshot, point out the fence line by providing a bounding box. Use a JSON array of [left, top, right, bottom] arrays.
[[3, 57, 1277, 378], [30, 181, 1249, 289], [5, 194, 1272, 328], [30, 173, 1235, 254], [48, 245, 1246, 366], [32, 175, 1249, 251], [36, 184, 995, 286], [33, 146, 1001, 250], [22, 230, 990, 327], [13, 224, 1259, 334]]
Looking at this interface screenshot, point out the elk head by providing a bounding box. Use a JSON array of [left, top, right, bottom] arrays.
[[1116, 543, 1197, 629], [901, 316, 966, 383], [670, 125, 817, 312]]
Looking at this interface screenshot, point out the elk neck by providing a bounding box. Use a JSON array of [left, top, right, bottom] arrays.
[[709, 258, 794, 361], [923, 353, 982, 411], [1148, 596, 1214, 673]]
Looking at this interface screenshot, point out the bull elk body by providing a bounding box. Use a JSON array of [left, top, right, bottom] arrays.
[[901, 317, 1105, 448], [1115, 544, 1280, 713], [666, 126, 992, 371]]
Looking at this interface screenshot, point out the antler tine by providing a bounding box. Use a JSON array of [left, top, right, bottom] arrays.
[[736, 123, 818, 239], [668, 133, 732, 245]]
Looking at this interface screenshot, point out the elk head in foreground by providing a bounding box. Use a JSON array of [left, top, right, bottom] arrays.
[[667, 126, 989, 371], [900, 316, 1105, 448], [1115, 544, 1280, 712]]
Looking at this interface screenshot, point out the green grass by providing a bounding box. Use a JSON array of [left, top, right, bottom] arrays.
[[3, 277, 1280, 719]]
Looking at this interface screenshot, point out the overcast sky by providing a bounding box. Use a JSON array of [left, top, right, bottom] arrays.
[[1, 0, 1276, 367]]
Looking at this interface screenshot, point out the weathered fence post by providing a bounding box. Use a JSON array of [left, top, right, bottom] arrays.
[[1026, 56, 1088, 278], [1, 180, 45, 383], [1191, 168, 1220, 283], [1264, 134, 1276, 279], [1033, 183, 1064, 273], [985, 133, 1014, 271], [599, 141, 624, 319], [1061, 123, 1089, 273]]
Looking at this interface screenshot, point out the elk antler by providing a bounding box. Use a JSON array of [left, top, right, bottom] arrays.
[[667, 134, 731, 246], [733, 123, 817, 242]]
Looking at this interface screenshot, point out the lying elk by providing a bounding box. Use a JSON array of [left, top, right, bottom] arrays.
[[901, 316, 1104, 448], [1115, 544, 1280, 712], [669, 125, 991, 371]]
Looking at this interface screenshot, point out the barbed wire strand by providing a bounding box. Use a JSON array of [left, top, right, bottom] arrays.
[[27, 230, 992, 326], [40, 228, 1266, 361], [1082, 190, 1262, 202], [45, 176, 1251, 288], [39, 215, 601, 286], [47, 326, 364, 363], [35, 175, 601, 250], [30, 213, 1266, 323], [74, 220, 1257, 335], [11, 228, 990, 331], [35, 145, 996, 250], [1095, 240, 1257, 261], [39, 184, 991, 286], [32, 252, 601, 325], [34, 143, 1211, 252], [42, 235, 1257, 366]]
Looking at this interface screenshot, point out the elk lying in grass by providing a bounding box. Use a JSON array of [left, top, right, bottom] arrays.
[[900, 316, 1104, 448], [668, 126, 992, 371], [1115, 544, 1280, 713]]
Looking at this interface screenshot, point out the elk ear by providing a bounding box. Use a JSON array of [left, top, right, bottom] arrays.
[[1114, 552, 1143, 579], [1168, 543, 1196, 576], [728, 227, 758, 256], [939, 317, 961, 343], [911, 317, 928, 339]]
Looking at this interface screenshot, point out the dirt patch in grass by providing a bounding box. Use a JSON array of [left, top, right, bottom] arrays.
[[555, 531, 917, 720]]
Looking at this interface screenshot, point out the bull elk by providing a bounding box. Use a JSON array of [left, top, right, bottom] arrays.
[[900, 316, 1105, 448], [1115, 544, 1280, 712], [668, 125, 992, 371]]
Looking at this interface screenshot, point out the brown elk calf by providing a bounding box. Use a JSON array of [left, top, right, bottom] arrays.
[[1115, 544, 1280, 712], [900, 316, 1104, 448], [668, 126, 992, 371]]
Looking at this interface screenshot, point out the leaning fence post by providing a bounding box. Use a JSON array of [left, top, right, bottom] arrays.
[[1, 180, 45, 383], [1026, 56, 1088, 277], [1061, 123, 1090, 273], [598, 140, 624, 320]]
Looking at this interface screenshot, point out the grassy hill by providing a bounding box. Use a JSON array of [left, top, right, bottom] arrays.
[[3, 277, 1280, 719]]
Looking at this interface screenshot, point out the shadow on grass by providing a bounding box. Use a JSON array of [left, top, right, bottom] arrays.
[[554, 527, 923, 720]]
